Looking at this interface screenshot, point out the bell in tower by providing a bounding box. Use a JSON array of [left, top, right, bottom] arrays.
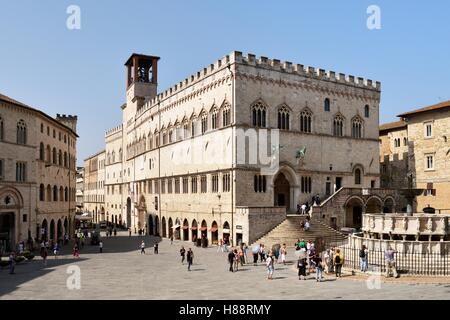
[[124, 53, 160, 110]]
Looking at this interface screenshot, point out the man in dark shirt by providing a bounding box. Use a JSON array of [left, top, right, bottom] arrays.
[[228, 250, 235, 272]]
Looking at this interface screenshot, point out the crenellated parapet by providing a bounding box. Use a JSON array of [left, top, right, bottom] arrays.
[[232, 51, 381, 91], [105, 124, 123, 137]]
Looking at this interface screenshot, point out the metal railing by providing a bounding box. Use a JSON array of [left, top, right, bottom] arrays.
[[332, 245, 450, 276]]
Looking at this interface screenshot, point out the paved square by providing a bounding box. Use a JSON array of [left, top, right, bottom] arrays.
[[1, 233, 449, 300]]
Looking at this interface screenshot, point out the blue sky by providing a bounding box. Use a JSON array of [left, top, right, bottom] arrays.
[[1, 0, 449, 165]]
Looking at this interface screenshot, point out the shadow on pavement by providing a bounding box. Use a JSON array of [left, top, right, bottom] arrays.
[[0, 257, 88, 297]]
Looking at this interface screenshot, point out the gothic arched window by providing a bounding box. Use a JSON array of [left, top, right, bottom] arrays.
[[251, 102, 267, 128], [351, 116, 363, 139], [17, 119, 27, 145], [300, 110, 312, 133], [333, 114, 344, 137], [277, 106, 290, 130]]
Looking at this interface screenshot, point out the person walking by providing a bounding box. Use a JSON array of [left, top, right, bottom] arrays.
[[266, 251, 274, 280], [170, 236, 174, 245], [186, 248, 194, 271], [252, 246, 259, 266], [297, 256, 307, 280], [53, 243, 59, 259], [40, 242, 48, 266], [333, 249, 344, 278], [129, 228, 132, 237], [140, 240, 146, 254], [217, 239, 223, 253], [301, 203, 307, 215], [114, 228, 117, 237], [99, 240, 103, 253], [312, 254, 324, 282], [280, 244, 287, 265], [180, 246, 186, 264], [223, 239, 228, 252], [228, 250, 235, 272], [73, 243, 80, 259], [385, 247, 399, 278], [360, 245, 368, 272], [9, 251, 16, 274], [154, 242, 159, 254]]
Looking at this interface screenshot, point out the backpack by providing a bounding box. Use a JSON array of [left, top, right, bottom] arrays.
[[359, 249, 366, 258], [335, 255, 341, 264]]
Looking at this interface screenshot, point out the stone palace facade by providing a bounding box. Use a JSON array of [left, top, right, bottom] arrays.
[[93, 51, 381, 245], [0, 94, 78, 253]]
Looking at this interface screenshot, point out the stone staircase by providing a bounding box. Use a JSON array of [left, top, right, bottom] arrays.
[[251, 215, 348, 249]]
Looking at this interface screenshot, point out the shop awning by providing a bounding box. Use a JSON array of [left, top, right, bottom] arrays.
[[200, 226, 207, 231], [182, 226, 189, 230], [75, 213, 93, 221], [172, 224, 180, 229], [222, 229, 230, 234], [210, 227, 218, 232], [191, 226, 198, 230]]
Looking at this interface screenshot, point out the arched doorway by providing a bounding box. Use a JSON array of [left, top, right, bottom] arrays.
[[383, 197, 395, 213], [191, 219, 198, 243], [345, 197, 365, 229], [41, 219, 48, 241], [211, 221, 218, 245], [0, 212, 15, 253], [57, 219, 62, 241], [168, 218, 173, 238], [366, 197, 383, 214], [200, 220, 208, 246], [155, 216, 160, 236], [174, 218, 181, 240], [126, 197, 132, 228], [161, 217, 167, 238], [222, 221, 230, 245], [50, 220, 55, 241], [63, 218, 68, 236], [274, 172, 290, 210], [183, 219, 189, 241], [148, 216, 154, 235]]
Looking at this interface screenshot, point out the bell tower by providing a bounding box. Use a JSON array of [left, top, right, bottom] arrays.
[[124, 53, 160, 111]]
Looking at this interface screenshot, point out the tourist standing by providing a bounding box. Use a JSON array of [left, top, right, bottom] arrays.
[[259, 244, 266, 262], [129, 228, 132, 237], [333, 249, 344, 277], [297, 256, 307, 280], [140, 240, 145, 254], [312, 254, 324, 282], [324, 249, 332, 274], [233, 249, 240, 271], [252, 245, 259, 266], [154, 242, 159, 254], [228, 250, 235, 272], [99, 240, 103, 253], [385, 247, 399, 278], [180, 246, 186, 264], [301, 203, 307, 215], [280, 244, 287, 265], [187, 248, 194, 271], [9, 251, 16, 274], [266, 252, 274, 280], [170, 236, 174, 245], [360, 245, 368, 272]]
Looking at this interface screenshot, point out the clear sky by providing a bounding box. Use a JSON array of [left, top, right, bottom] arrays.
[[1, 0, 449, 165]]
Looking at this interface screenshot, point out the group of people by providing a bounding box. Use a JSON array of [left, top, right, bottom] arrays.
[[179, 246, 194, 270], [139, 240, 159, 255]]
